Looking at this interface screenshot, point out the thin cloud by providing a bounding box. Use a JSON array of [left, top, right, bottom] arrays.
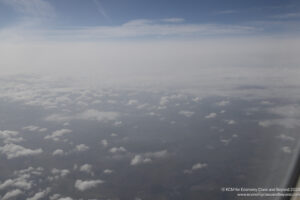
[[74, 179, 104, 191], [93, 0, 110, 20], [2, 189, 23, 200], [0, 143, 43, 159], [0, 0, 55, 18]]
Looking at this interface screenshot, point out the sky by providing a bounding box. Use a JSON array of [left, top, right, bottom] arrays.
[[0, 0, 299, 86]]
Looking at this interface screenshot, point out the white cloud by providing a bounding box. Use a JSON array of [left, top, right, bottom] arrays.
[[131, 150, 168, 166], [50, 194, 73, 200], [225, 120, 236, 125], [74, 144, 89, 152], [161, 18, 185, 23], [22, 125, 39, 131], [2, 189, 23, 200], [271, 12, 300, 19], [0, 143, 43, 159], [282, 146, 292, 154], [205, 113, 217, 119], [44, 129, 72, 141], [259, 119, 300, 129], [192, 163, 208, 170], [103, 169, 113, 174], [100, 139, 108, 147], [26, 188, 51, 200], [109, 146, 127, 154], [51, 168, 70, 177], [45, 110, 120, 123], [277, 134, 295, 141], [52, 149, 64, 156], [217, 100, 230, 106], [184, 162, 208, 174], [0, 0, 55, 18], [178, 110, 195, 117], [131, 155, 152, 166], [0, 130, 23, 144], [79, 164, 94, 176], [74, 179, 103, 191]]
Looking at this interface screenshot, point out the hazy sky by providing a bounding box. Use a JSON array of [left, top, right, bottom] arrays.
[[0, 0, 299, 87]]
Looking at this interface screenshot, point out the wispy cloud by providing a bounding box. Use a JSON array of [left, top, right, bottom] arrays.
[[270, 12, 300, 19], [213, 10, 239, 15], [0, 0, 55, 18], [93, 0, 110, 20]]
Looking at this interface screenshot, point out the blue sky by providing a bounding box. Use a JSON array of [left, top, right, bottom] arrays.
[[0, 0, 299, 40], [0, 0, 299, 81]]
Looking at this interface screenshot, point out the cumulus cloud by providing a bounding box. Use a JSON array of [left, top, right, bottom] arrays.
[[2, 189, 23, 200], [51, 168, 70, 179], [26, 188, 51, 200], [282, 146, 292, 154], [79, 164, 94, 176], [100, 139, 108, 147], [205, 112, 217, 119], [131, 155, 152, 165], [52, 149, 65, 156], [44, 129, 72, 141], [109, 146, 127, 154], [277, 134, 295, 141], [45, 109, 120, 123], [103, 169, 113, 174], [178, 110, 195, 117], [0, 130, 23, 144], [259, 119, 300, 129], [74, 144, 89, 152], [22, 125, 47, 132], [225, 120, 236, 125], [74, 179, 103, 191], [50, 194, 73, 200], [184, 162, 208, 174], [131, 150, 168, 166], [217, 100, 230, 106], [0, 143, 43, 159]]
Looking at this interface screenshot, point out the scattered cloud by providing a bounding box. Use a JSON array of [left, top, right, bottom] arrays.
[[2, 189, 23, 200], [45, 110, 120, 123], [0, 130, 23, 144], [217, 100, 230, 106], [109, 146, 127, 154], [74, 144, 90, 152], [179, 110, 195, 117], [100, 139, 108, 147], [161, 18, 185, 23], [103, 169, 113, 174], [205, 113, 217, 119], [45, 129, 72, 141], [74, 179, 104, 191], [52, 149, 65, 156], [225, 120, 236, 125], [79, 164, 94, 176], [131, 150, 168, 166], [50, 168, 70, 180], [0, 143, 43, 159], [282, 146, 292, 154], [184, 162, 208, 174], [23, 125, 47, 132], [26, 187, 51, 200]]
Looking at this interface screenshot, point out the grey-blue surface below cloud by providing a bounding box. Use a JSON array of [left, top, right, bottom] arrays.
[[0, 75, 298, 200]]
